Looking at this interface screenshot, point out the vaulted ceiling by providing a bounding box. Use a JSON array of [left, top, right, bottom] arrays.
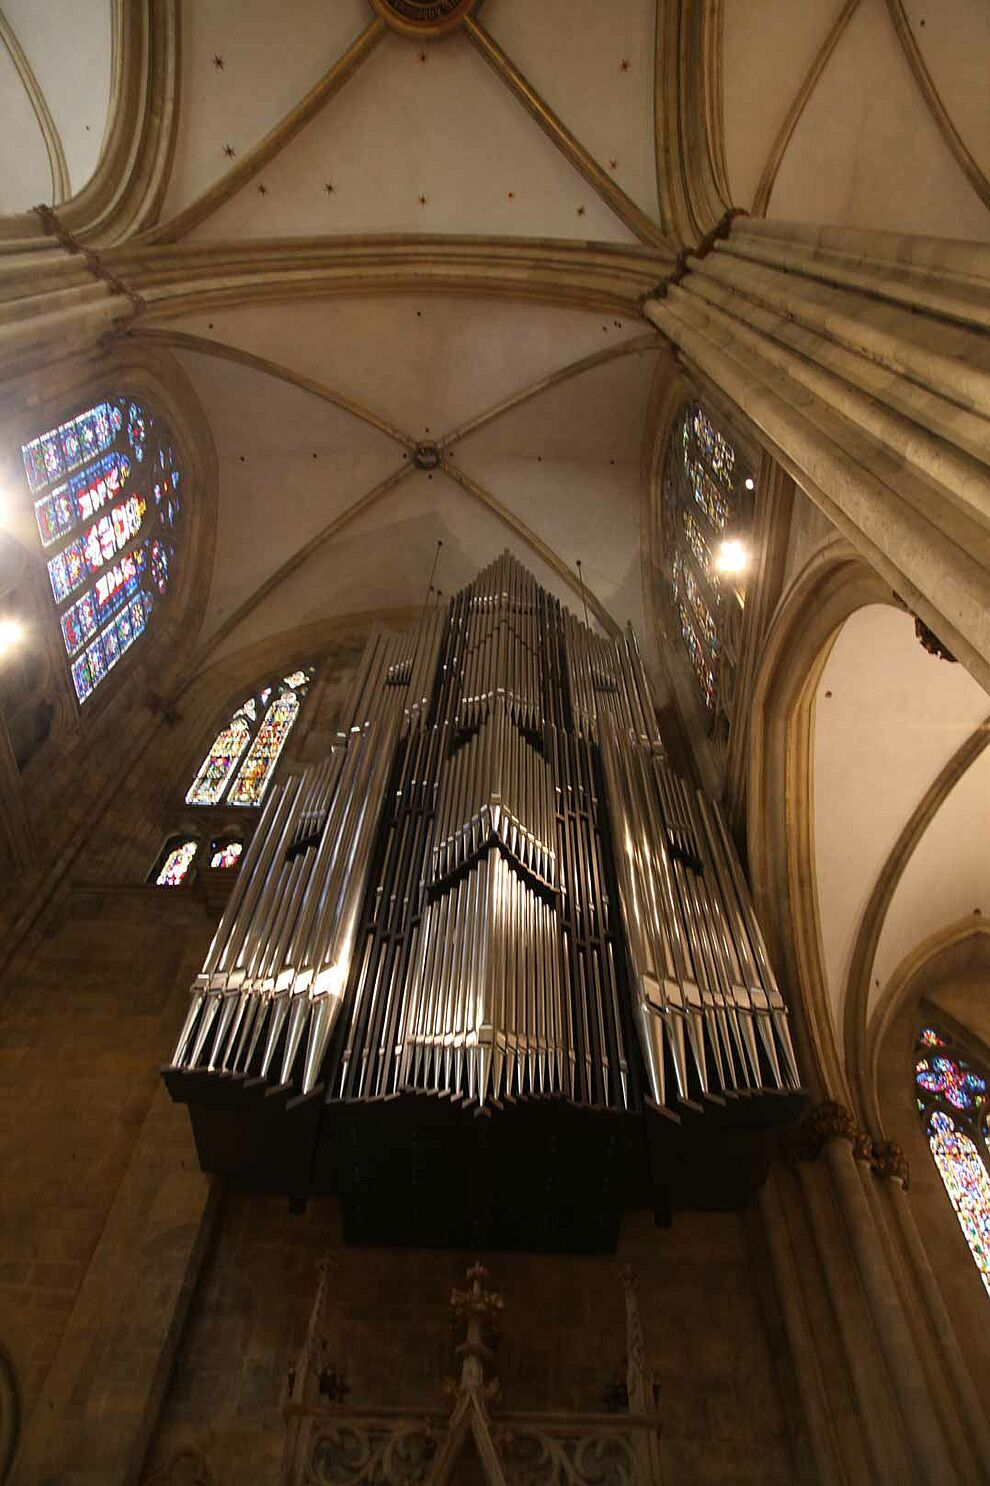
[[3, 0, 987, 684]]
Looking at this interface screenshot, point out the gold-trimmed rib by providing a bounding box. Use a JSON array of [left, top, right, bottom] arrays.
[[0, 6, 71, 204], [463, 17, 667, 252], [440, 456, 620, 635], [142, 18, 386, 245], [752, 0, 861, 218], [884, 0, 990, 213], [441, 333, 661, 448], [128, 326, 417, 447], [192, 461, 415, 665]]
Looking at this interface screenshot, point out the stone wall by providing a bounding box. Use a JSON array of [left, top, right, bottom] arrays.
[[0, 886, 214, 1428], [143, 1195, 796, 1485]]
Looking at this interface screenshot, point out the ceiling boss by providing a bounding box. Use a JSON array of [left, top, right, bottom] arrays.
[[370, 0, 479, 37]]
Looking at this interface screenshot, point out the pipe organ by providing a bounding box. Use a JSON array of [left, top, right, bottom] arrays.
[[165, 555, 802, 1249]]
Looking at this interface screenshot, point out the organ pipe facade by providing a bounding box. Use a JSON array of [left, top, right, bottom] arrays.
[[168, 553, 799, 1131]]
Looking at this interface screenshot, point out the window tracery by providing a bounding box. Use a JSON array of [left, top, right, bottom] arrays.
[[186, 670, 315, 809], [661, 401, 754, 752], [151, 669, 315, 888], [20, 395, 183, 704], [915, 1024, 990, 1298]]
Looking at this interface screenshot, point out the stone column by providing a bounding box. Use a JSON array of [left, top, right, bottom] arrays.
[[643, 219, 990, 691], [759, 1102, 988, 1484]]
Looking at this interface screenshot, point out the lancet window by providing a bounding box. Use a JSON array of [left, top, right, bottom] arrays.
[[20, 396, 183, 704], [661, 402, 754, 750], [186, 669, 315, 809], [915, 1024, 990, 1298], [154, 838, 198, 888]]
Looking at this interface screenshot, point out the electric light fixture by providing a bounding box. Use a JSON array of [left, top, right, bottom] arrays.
[[715, 538, 749, 575]]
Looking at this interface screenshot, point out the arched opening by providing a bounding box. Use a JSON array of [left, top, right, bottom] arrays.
[[152, 836, 199, 889], [875, 930, 990, 1416]]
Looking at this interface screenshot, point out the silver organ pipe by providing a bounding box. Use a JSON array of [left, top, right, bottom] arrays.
[[167, 552, 800, 1182]]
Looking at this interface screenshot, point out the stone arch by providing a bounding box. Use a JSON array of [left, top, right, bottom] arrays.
[[745, 539, 889, 1102], [873, 925, 990, 1423]]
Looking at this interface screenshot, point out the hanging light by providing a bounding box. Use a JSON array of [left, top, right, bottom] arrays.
[[715, 538, 749, 576], [744, 477, 755, 491]]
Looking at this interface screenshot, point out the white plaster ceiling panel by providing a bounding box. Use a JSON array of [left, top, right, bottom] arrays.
[[164, 297, 646, 440], [870, 746, 990, 1015], [3, 0, 111, 197], [175, 351, 401, 641], [162, 0, 369, 219], [452, 348, 660, 635], [720, 0, 847, 210], [484, 0, 661, 223], [454, 344, 659, 461], [769, 0, 990, 239], [813, 604, 990, 1040], [191, 31, 636, 243], [903, 0, 990, 184], [450, 454, 645, 637], [212, 470, 588, 663], [0, 42, 54, 214]]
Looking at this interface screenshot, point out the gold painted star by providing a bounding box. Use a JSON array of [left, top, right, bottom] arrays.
[[576, 205, 586, 217], [418, 49, 428, 63], [620, 58, 631, 72], [213, 54, 225, 70], [418, 193, 428, 206], [257, 182, 268, 196], [223, 143, 235, 158], [609, 158, 619, 170], [507, 191, 515, 200], [324, 181, 336, 195]]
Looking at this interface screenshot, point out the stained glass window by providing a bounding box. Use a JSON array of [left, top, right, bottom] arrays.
[[229, 691, 301, 806], [155, 839, 198, 887], [186, 714, 253, 806], [662, 402, 753, 724], [20, 395, 183, 704], [915, 1025, 990, 1299], [210, 840, 243, 869], [187, 669, 315, 810]]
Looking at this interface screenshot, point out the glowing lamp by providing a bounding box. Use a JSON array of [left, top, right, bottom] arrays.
[[0, 618, 24, 655], [715, 539, 749, 576]]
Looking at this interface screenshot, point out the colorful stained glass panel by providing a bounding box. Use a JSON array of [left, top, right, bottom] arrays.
[[928, 1110, 990, 1298], [22, 396, 182, 704], [678, 604, 716, 711], [70, 594, 150, 702], [228, 692, 301, 807], [186, 715, 253, 806], [34, 483, 75, 548], [156, 840, 198, 887], [687, 459, 729, 533], [210, 841, 244, 869], [916, 1055, 987, 1112], [691, 406, 736, 487]]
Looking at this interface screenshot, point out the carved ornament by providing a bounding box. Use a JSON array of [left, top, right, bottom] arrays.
[[369, 0, 478, 37], [871, 1140, 910, 1189], [284, 1258, 663, 1484], [782, 1101, 910, 1186]]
